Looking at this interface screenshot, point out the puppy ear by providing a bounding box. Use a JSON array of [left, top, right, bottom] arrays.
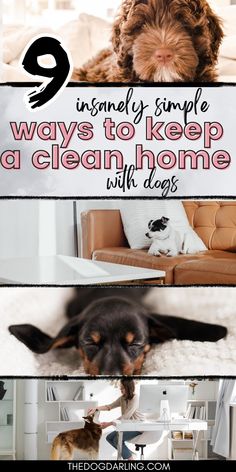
[[161, 217, 169, 223], [9, 317, 80, 353], [83, 416, 90, 423], [148, 314, 227, 344], [172, 0, 223, 79], [148, 220, 153, 229], [134, 0, 148, 4], [206, 10, 224, 61], [111, 0, 149, 79], [148, 314, 177, 343], [9, 324, 56, 353]]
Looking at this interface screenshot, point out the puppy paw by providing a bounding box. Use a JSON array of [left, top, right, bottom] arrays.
[[148, 250, 161, 256], [167, 250, 178, 257]]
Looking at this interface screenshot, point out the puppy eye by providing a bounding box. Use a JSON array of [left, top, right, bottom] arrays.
[[82, 338, 103, 352], [125, 339, 143, 350], [126, 343, 143, 357], [86, 339, 103, 347], [85, 332, 103, 346]]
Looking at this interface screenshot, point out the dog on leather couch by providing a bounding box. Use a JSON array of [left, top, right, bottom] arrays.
[[73, 0, 223, 83], [9, 288, 227, 375], [146, 216, 183, 256]]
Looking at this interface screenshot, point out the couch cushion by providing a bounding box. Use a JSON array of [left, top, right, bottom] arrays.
[[93, 248, 214, 284], [93, 248, 236, 284], [175, 253, 236, 285], [183, 201, 236, 251]]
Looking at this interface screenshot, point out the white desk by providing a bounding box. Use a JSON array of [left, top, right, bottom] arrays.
[[0, 255, 165, 285], [115, 418, 207, 460]]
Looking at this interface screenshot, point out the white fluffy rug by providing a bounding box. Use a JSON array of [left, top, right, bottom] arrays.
[[1, 287, 236, 376]]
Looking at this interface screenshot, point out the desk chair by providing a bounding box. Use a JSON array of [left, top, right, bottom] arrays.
[[128, 431, 169, 460]]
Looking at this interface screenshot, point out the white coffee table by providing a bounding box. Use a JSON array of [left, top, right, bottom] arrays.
[[0, 255, 165, 285]]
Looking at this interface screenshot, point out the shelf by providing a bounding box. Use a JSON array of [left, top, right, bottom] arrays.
[[60, 401, 97, 406], [45, 400, 93, 404], [172, 439, 193, 442], [46, 380, 86, 402], [46, 419, 84, 429], [169, 398, 217, 460], [44, 380, 98, 444], [0, 379, 16, 459], [0, 450, 15, 455]]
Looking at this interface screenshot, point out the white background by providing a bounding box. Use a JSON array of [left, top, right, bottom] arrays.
[[0, 85, 235, 197]]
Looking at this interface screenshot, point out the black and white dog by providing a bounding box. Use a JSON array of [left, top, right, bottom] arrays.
[[146, 217, 183, 257]]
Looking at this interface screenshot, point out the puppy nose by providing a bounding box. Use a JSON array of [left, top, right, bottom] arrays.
[[155, 48, 173, 63], [145, 232, 150, 238]]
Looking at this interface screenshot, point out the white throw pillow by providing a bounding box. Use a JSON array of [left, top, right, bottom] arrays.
[[80, 13, 111, 57], [119, 201, 206, 253], [3, 26, 54, 64], [210, 4, 236, 37], [57, 14, 111, 69], [220, 35, 236, 60], [57, 18, 91, 70]]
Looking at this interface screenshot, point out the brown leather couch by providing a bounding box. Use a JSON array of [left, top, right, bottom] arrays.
[[81, 201, 236, 285]]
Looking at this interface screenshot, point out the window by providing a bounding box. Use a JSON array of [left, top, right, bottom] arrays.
[[3, 0, 120, 26]]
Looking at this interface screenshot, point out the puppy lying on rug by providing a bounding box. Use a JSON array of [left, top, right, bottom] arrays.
[[146, 217, 183, 256], [73, 0, 223, 83], [51, 411, 102, 460], [9, 288, 227, 375]]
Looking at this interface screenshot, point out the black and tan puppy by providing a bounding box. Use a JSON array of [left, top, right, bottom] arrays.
[[9, 288, 227, 375]]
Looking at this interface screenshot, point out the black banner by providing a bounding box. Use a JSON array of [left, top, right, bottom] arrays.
[[5, 461, 236, 470]]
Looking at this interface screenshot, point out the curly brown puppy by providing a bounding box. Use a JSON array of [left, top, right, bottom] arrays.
[[73, 0, 223, 83]]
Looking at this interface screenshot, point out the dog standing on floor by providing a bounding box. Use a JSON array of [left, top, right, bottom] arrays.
[[9, 288, 227, 375], [73, 0, 223, 83], [51, 411, 102, 460], [146, 217, 183, 256]]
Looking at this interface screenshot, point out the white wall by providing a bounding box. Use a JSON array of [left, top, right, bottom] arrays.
[[38, 201, 75, 256], [0, 199, 115, 259], [211, 1, 231, 5], [0, 200, 75, 258], [0, 201, 40, 258]]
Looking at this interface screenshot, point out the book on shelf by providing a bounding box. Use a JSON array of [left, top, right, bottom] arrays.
[[61, 407, 69, 421], [73, 385, 84, 401], [47, 386, 59, 401], [185, 404, 206, 420]]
